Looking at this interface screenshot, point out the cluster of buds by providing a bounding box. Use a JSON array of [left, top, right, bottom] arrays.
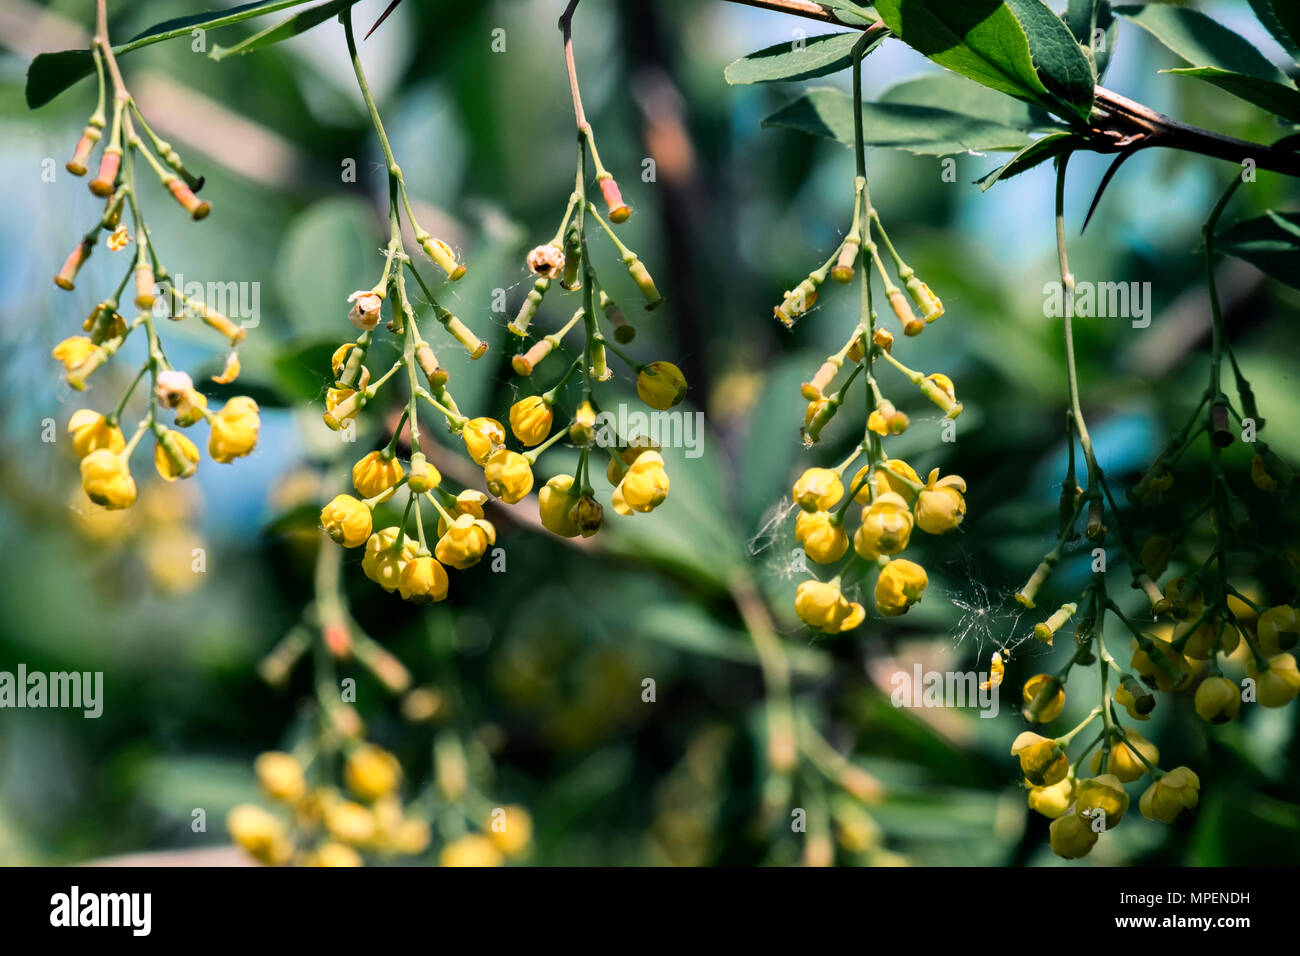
[[52, 16, 256, 519], [780, 173, 964, 635]]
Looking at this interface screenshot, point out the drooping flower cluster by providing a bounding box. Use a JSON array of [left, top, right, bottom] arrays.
[[52, 10, 257, 516]]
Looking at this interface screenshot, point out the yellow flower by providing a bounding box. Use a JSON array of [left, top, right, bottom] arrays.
[[352, 451, 404, 500], [440, 833, 504, 867], [208, 396, 260, 463], [406, 453, 441, 494], [795, 510, 848, 564], [1075, 774, 1129, 829], [437, 489, 489, 536], [1115, 681, 1153, 721], [1129, 636, 1193, 692], [636, 361, 687, 410], [794, 578, 864, 634], [305, 842, 363, 867], [855, 458, 921, 505], [874, 559, 928, 617], [1027, 777, 1074, 819], [173, 389, 208, 428], [792, 467, 843, 512], [434, 513, 496, 569], [398, 555, 449, 604], [1175, 614, 1239, 660], [853, 492, 913, 559], [914, 468, 966, 534], [612, 450, 669, 515], [509, 395, 553, 446], [1246, 653, 1300, 707], [80, 448, 137, 509], [1258, 605, 1298, 655], [321, 494, 373, 548], [538, 474, 581, 537], [1251, 454, 1278, 492], [362, 527, 418, 592], [487, 805, 533, 857], [1011, 732, 1068, 787], [462, 417, 505, 464], [921, 371, 962, 417], [325, 799, 377, 846], [1022, 673, 1065, 723], [484, 449, 535, 504], [1138, 767, 1200, 824], [1049, 807, 1098, 859], [867, 400, 909, 436], [1194, 675, 1241, 724], [255, 752, 306, 804], [153, 429, 200, 481], [67, 409, 124, 458], [227, 804, 292, 865], [1089, 731, 1159, 782], [345, 744, 402, 802], [52, 336, 101, 389]]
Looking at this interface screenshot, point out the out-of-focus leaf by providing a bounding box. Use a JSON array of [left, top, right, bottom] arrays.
[[1216, 211, 1300, 290], [1115, 4, 1291, 83], [762, 87, 1042, 155], [1165, 68, 1300, 124], [725, 32, 875, 85], [1249, 0, 1300, 63], [263, 502, 323, 537], [271, 340, 337, 404], [276, 197, 379, 340], [637, 605, 830, 678], [1064, 0, 1118, 80], [210, 0, 360, 61]]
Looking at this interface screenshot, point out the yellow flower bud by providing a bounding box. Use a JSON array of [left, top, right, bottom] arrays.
[[858, 458, 921, 504], [255, 751, 306, 804], [362, 527, 418, 592], [853, 492, 913, 559], [352, 451, 404, 500], [406, 452, 440, 494], [228, 804, 293, 865], [434, 513, 496, 569], [1089, 731, 1159, 783], [1130, 636, 1193, 692], [345, 744, 402, 802], [1246, 652, 1300, 707], [538, 474, 581, 537], [570, 401, 597, 445], [794, 578, 865, 634], [569, 494, 604, 537], [440, 833, 504, 867], [1027, 777, 1074, 819], [1075, 773, 1129, 828], [509, 395, 554, 446], [1175, 614, 1238, 660], [80, 448, 137, 509], [914, 469, 966, 535], [67, 409, 124, 458], [1049, 806, 1098, 859], [1251, 454, 1278, 492], [484, 449, 534, 504], [612, 450, 669, 515], [462, 417, 506, 464], [792, 467, 843, 512], [1022, 673, 1065, 723], [305, 842, 363, 867], [398, 555, 449, 604], [1011, 732, 1069, 787], [1194, 675, 1241, 724], [325, 799, 377, 846], [1138, 767, 1200, 824], [636, 361, 688, 410], [795, 510, 848, 564], [487, 805, 533, 857], [1258, 605, 1298, 655], [52, 335, 100, 389], [874, 559, 928, 618], [153, 429, 200, 481], [867, 401, 909, 436], [1115, 679, 1154, 721], [321, 494, 373, 548], [208, 396, 260, 463]]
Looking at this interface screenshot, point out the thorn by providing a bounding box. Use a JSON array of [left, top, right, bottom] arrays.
[[1082, 148, 1139, 235], [364, 0, 404, 40]]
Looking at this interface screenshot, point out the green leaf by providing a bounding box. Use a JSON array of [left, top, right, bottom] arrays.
[[975, 129, 1082, 190], [25, 0, 321, 108], [725, 32, 872, 85], [818, 0, 880, 27], [276, 197, 380, 340], [1064, 0, 1119, 80], [878, 71, 1049, 127], [1248, 0, 1300, 64], [1115, 4, 1290, 84], [210, 0, 358, 61], [1166, 67, 1300, 124], [762, 86, 1043, 155], [1216, 210, 1300, 290], [874, 0, 1091, 120]]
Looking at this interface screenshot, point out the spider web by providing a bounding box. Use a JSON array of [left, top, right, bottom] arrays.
[[939, 547, 1038, 666]]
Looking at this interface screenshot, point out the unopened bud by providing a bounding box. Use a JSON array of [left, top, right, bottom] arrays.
[[600, 290, 635, 343], [1034, 602, 1077, 644], [66, 125, 101, 177], [889, 289, 924, 336], [626, 256, 664, 310], [509, 278, 549, 337], [134, 264, 156, 309], [54, 238, 95, 290], [415, 343, 448, 388], [598, 175, 631, 223], [420, 236, 466, 281], [802, 360, 838, 401], [167, 178, 210, 220], [89, 148, 121, 197], [1210, 402, 1233, 448], [831, 236, 859, 283]]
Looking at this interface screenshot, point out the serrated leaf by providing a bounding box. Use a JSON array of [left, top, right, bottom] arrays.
[[1004, 0, 1096, 120], [817, 0, 880, 27], [25, 0, 319, 109], [1115, 4, 1290, 84], [1165, 67, 1300, 125], [1248, 0, 1300, 65], [976, 130, 1081, 190], [725, 32, 871, 85], [874, 0, 1064, 118], [762, 86, 1043, 155], [1216, 211, 1300, 290], [210, 0, 358, 61], [1064, 0, 1118, 81]]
